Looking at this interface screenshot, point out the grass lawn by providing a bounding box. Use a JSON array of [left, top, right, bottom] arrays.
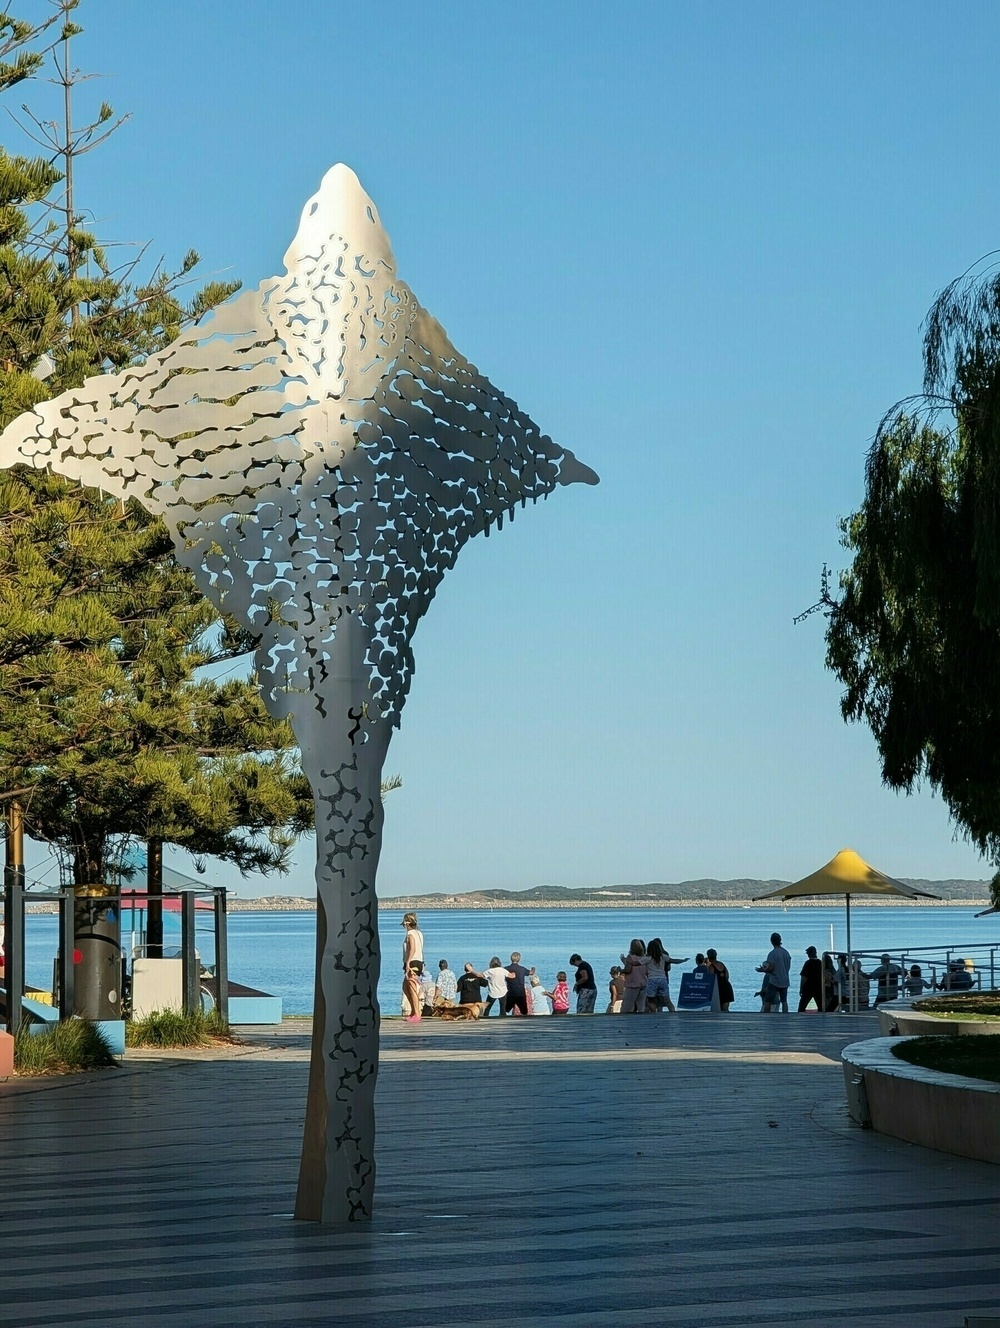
[[916, 993, 1000, 1020], [892, 1033, 1000, 1084]]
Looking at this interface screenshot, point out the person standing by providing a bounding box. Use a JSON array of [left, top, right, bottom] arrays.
[[569, 953, 597, 1014], [837, 954, 870, 1010], [644, 937, 687, 1013], [864, 953, 902, 1005], [483, 957, 513, 1016], [435, 959, 458, 1006], [836, 953, 853, 1009], [620, 939, 649, 1014], [505, 951, 530, 1016], [608, 965, 625, 1014], [705, 949, 734, 1011], [822, 952, 839, 1011], [402, 911, 424, 1022], [798, 946, 824, 1011], [548, 971, 571, 1015], [758, 932, 791, 1013], [456, 962, 487, 1006]]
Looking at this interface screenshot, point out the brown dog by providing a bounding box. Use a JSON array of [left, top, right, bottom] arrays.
[[433, 1001, 483, 1021]]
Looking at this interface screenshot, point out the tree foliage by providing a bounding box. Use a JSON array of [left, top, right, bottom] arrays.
[[0, 3, 240, 429], [0, 466, 313, 882], [0, 5, 313, 885], [825, 257, 1000, 905]]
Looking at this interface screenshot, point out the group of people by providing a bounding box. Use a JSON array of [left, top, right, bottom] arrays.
[[401, 918, 580, 1019], [611, 938, 735, 1013], [754, 933, 825, 1013], [754, 934, 976, 1012], [401, 914, 977, 1020], [399, 914, 736, 1018]]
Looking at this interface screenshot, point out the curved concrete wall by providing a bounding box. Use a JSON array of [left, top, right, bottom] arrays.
[[876, 1003, 1000, 1037], [842, 1037, 1000, 1165]]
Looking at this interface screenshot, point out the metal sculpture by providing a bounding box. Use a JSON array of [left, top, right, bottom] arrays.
[[0, 165, 598, 1221]]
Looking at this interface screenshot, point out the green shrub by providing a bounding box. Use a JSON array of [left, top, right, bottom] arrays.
[[125, 1007, 231, 1048], [892, 1033, 1000, 1084], [14, 1019, 118, 1075]]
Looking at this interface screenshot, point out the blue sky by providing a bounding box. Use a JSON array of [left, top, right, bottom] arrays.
[[21, 1, 1000, 893]]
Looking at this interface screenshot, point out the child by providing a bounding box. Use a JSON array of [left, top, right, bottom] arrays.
[[608, 965, 625, 1014], [418, 963, 435, 1016], [548, 971, 570, 1015], [904, 964, 933, 996]]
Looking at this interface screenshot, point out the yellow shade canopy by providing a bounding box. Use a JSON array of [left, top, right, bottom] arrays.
[[752, 849, 940, 957], [754, 849, 940, 903]]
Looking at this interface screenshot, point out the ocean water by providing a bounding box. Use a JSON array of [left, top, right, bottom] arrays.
[[20, 903, 999, 1015]]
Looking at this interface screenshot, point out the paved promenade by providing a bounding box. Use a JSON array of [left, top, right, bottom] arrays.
[[0, 1012, 998, 1327]]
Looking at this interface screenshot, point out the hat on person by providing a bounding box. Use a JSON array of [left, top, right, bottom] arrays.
[[806, 946, 817, 956]]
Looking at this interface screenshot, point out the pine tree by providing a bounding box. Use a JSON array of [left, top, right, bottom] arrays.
[[0, 5, 313, 1017]]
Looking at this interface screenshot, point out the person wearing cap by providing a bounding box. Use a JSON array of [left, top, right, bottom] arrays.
[[797, 945, 824, 1012], [863, 953, 902, 1006]]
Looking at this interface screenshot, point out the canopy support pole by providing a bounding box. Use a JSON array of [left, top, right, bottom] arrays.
[[846, 894, 854, 1012]]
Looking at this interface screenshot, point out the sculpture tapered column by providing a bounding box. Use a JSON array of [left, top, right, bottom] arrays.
[[0, 164, 598, 1221], [290, 614, 390, 1221]]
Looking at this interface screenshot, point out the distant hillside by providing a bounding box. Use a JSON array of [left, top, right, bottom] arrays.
[[378, 877, 993, 906]]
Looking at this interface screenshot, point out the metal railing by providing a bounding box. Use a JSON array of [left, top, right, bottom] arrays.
[[828, 942, 1000, 1013]]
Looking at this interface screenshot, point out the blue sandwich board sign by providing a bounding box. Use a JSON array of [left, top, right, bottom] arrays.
[[677, 966, 720, 1012]]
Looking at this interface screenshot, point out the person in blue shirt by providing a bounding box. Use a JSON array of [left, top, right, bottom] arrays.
[[757, 933, 791, 1013]]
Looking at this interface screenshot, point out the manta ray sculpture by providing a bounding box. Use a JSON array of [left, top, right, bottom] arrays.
[[0, 164, 598, 1221]]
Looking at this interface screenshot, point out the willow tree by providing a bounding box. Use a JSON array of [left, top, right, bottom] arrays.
[[824, 259, 1000, 906]]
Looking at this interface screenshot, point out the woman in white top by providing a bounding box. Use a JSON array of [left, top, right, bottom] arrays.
[[483, 957, 513, 1016], [402, 912, 424, 1021]]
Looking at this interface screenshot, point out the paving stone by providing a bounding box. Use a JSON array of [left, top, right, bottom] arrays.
[[0, 1012, 997, 1327]]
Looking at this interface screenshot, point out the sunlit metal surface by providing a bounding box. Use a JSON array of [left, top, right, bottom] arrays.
[[0, 164, 597, 1220]]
